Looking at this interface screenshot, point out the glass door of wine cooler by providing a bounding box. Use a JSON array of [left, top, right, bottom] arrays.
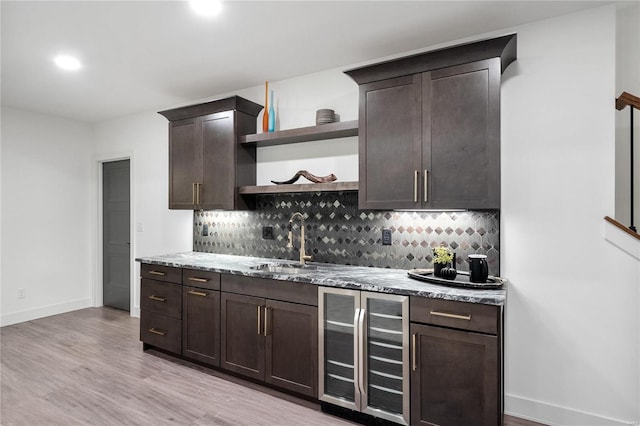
[[318, 288, 361, 411], [361, 292, 409, 425], [318, 288, 409, 425]]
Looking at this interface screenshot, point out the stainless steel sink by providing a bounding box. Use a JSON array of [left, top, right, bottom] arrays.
[[250, 262, 318, 274]]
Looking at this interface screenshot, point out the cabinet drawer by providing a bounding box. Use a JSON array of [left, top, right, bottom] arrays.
[[221, 274, 317, 306], [140, 263, 182, 284], [140, 279, 182, 319], [182, 268, 220, 290], [410, 297, 500, 335], [140, 310, 181, 354]]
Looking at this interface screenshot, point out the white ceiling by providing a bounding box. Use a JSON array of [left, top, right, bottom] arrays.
[[1, 1, 612, 123]]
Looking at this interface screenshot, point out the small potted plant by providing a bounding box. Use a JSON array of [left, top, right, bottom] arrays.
[[432, 246, 454, 277]]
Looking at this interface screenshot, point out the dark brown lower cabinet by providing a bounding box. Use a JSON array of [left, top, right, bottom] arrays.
[[220, 292, 265, 380], [265, 299, 318, 397], [220, 292, 318, 398], [182, 286, 220, 366], [410, 323, 499, 426]]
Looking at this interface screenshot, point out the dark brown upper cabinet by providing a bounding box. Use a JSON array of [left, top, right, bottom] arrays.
[[345, 34, 516, 210], [159, 96, 263, 210]]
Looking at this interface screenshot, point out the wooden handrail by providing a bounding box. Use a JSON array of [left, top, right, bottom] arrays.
[[604, 216, 640, 241], [616, 92, 640, 111]]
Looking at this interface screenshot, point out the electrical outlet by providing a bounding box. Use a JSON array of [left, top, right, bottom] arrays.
[[382, 229, 392, 245], [202, 224, 209, 236], [17, 288, 25, 299], [262, 226, 274, 240]]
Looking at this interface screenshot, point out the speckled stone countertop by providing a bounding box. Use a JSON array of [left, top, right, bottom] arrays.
[[136, 252, 506, 306]]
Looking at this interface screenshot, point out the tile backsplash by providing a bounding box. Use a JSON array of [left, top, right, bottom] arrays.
[[194, 192, 500, 275]]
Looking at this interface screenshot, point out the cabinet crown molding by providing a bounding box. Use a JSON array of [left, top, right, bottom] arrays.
[[158, 95, 263, 122], [344, 33, 517, 85]]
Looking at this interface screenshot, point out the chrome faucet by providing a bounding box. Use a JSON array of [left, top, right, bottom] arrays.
[[287, 212, 312, 265]]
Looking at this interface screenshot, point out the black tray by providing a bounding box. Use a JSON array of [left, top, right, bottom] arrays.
[[407, 269, 505, 290]]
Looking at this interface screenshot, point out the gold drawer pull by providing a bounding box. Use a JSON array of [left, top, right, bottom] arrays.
[[148, 328, 167, 336], [430, 311, 472, 321], [188, 277, 209, 283], [188, 290, 208, 297], [148, 295, 166, 302], [148, 271, 165, 276]]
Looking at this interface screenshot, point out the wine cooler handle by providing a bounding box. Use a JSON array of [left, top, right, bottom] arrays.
[[357, 308, 366, 398], [353, 308, 362, 412]]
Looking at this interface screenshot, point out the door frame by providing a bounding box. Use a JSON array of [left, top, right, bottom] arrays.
[[92, 152, 137, 317]]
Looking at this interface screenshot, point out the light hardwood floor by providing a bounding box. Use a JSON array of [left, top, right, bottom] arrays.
[[1, 307, 545, 426]]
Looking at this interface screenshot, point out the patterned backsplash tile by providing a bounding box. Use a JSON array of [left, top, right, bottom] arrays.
[[193, 192, 500, 275]]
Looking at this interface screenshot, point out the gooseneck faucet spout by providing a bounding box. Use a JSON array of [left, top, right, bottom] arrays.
[[287, 212, 312, 265]]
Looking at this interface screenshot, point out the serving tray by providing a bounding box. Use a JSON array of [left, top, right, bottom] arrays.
[[407, 269, 506, 290]]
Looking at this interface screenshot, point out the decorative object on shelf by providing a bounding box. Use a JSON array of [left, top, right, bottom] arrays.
[[316, 109, 336, 125], [263, 81, 269, 133], [432, 246, 454, 277], [268, 90, 276, 132], [468, 254, 489, 283], [271, 170, 337, 185]]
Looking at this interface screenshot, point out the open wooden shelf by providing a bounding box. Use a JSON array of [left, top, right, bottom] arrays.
[[239, 120, 358, 147], [238, 181, 359, 195]]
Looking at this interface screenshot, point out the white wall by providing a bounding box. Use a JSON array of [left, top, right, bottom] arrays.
[[615, 2, 640, 229], [501, 6, 640, 425], [92, 111, 192, 317], [1, 107, 94, 325]]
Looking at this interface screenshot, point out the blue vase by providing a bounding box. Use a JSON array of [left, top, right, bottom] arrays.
[[268, 90, 275, 132]]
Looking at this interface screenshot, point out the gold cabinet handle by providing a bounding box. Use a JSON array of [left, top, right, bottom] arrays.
[[197, 183, 201, 205], [148, 271, 165, 276], [187, 277, 209, 283], [148, 295, 166, 302], [413, 170, 419, 203], [257, 305, 262, 335], [430, 311, 472, 321], [187, 290, 208, 297], [148, 328, 167, 336], [424, 169, 428, 202], [192, 183, 196, 205], [412, 333, 417, 371], [264, 306, 269, 336]]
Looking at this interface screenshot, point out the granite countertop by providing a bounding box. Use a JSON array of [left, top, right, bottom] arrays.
[[136, 252, 506, 306]]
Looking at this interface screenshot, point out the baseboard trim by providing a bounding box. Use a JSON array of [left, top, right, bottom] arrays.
[[1, 298, 92, 327], [506, 393, 638, 426]]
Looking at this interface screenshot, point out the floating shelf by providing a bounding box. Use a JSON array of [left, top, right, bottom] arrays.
[[239, 120, 358, 147], [238, 181, 359, 195]]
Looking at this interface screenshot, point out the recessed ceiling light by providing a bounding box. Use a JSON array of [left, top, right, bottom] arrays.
[[190, 0, 222, 17], [54, 55, 82, 71]]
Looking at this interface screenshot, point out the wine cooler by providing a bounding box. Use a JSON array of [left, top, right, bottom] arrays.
[[318, 288, 409, 425]]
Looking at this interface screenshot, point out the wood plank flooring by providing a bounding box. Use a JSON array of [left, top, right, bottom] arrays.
[[1, 307, 546, 426]]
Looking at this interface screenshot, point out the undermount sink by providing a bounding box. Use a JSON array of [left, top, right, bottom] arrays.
[[250, 262, 318, 274]]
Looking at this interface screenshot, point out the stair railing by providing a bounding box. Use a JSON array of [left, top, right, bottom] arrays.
[[616, 91, 640, 232]]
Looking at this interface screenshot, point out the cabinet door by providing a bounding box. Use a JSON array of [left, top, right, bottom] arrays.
[[423, 58, 501, 209], [182, 287, 220, 367], [359, 75, 423, 210], [410, 323, 499, 426], [201, 111, 236, 210], [220, 292, 265, 381], [265, 299, 318, 397], [168, 117, 201, 209]]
